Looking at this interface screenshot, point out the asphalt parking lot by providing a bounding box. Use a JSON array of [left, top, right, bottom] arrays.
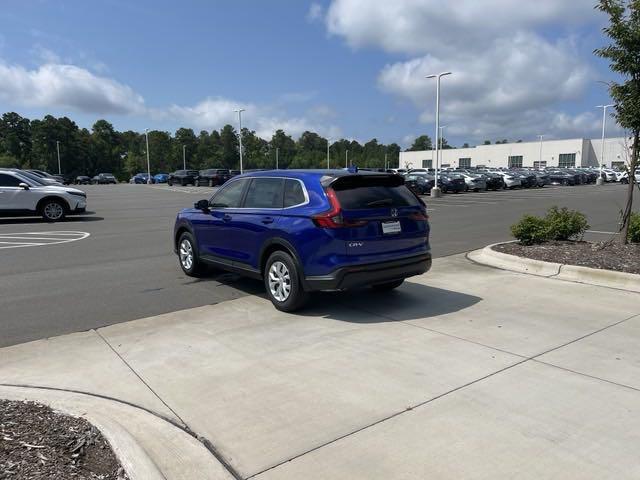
[[0, 182, 629, 347]]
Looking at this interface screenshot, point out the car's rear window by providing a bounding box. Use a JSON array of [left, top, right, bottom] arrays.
[[332, 175, 419, 209]]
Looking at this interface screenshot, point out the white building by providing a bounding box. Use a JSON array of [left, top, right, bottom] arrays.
[[399, 137, 631, 170]]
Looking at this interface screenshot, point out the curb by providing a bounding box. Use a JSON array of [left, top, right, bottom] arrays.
[[467, 243, 640, 293], [0, 385, 235, 480]]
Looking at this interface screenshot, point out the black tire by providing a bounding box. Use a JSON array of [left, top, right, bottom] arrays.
[[177, 232, 206, 277], [168, 180, 173, 186], [562, 179, 568, 186], [181, 179, 187, 187], [371, 279, 404, 291], [264, 251, 309, 312], [39, 199, 67, 222], [621, 178, 629, 184]]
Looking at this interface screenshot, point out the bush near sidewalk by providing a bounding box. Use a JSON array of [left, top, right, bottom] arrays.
[[511, 206, 589, 245], [628, 212, 640, 243]]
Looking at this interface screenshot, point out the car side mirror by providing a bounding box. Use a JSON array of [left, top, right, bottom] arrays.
[[18, 182, 29, 190], [194, 199, 209, 211]]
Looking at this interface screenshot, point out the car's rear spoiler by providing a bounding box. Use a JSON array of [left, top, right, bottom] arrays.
[[320, 173, 404, 190]]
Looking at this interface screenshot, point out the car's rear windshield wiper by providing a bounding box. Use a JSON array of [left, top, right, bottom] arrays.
[[366, 198, 393, 207]]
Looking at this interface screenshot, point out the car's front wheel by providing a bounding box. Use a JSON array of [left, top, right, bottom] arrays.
[[264, 251, 309, 312], [40, 199, 67, 222], [177, 232, 205, 277]]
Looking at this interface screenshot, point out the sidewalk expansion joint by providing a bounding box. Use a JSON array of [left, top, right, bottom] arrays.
[[93, 330, 244, 480], [246, 302, 640, 478]]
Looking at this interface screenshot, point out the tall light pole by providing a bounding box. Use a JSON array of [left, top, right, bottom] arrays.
[[276, 147, 279, 169], [144, 129, 151, 183], [439, 125, 447, 169], [56, 140, 61, 175], [182, 144, 186, 170], [537, 134, 544, 169], [345, 149, 349, 168], [426, 71, 452, 197], [234, 109, 245, 174], [385, 153, 388, 170], [327, 139, 330, 169], [596, 104, 614, 185]]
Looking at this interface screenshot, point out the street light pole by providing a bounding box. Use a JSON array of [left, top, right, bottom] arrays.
[[182, 144, 186, 170], [385, 153, 388, 170], [596, 104, 614, 185], [276, 147, 279, 169], [426, 71, 452, 197], [439, 125, 447, 169], [345, 149, 348, 168], [145, 129, 151, 184], [234, 109, 245, 174], [327, 139, 330, 169], [537, 134, 544, 169], [56, 140, 61, 175]]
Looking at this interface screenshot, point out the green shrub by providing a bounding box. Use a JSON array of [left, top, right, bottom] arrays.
[[628, 212, 640, 243], [510, 215, 549, 245], [544, 206, 589, 241]]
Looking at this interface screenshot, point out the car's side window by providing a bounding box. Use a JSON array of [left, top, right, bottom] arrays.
[[0, 174, 22, 187], [243, 178, 284, 209], [283, 179, 306, 207], [210, 179, 247, 208]]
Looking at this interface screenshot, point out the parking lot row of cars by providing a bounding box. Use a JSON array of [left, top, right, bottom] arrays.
[[395, 167, 635, 196]]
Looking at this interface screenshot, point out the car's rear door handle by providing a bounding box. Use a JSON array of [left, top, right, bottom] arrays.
[[261, 217, 274, 225], [223, 214, 232, 222]]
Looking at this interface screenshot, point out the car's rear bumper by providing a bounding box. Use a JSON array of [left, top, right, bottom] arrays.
[[303, 252, 432, 291]]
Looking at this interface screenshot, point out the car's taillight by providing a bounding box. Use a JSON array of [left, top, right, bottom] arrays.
[[313, 188, 367, 228], [409, 211, 429, 221]]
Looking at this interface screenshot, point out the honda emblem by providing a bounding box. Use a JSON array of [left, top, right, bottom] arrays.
[[390, 208, 398, 217]]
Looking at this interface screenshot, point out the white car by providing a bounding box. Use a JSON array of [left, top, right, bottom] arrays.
[[495, 171, 522, 189], [601, 169, 618, 182], [0, 169, 87, 221], [619, 170, 640, 184]]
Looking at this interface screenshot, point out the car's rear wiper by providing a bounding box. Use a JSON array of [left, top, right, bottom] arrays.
[[366, 198, 393, 207]]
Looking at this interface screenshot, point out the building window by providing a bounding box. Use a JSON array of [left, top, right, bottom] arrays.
[[508, 156, 523, 168], [558, 153, 576, 168], [422, 159, 432, 168], [533, 161, 547, 169], [459, 158, 471, 168], [611, 161, 625, 170]]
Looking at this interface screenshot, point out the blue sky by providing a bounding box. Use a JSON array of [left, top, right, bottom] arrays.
[[0, 0, 625, 147]]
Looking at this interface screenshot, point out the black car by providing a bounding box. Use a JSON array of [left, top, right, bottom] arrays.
[[75, 175, 92, 185], [546, 170, 576, 186], [482, 172, 505, 190], [513, 170, 537, 188], [168, 170, 199, 186], [92, 173, 117, 184], [533, 172, 550, 187], [229, 170, 241, 177], [197, 169, 230, 187], [437, 174, 466, 193], [404, 173, 435, 195]]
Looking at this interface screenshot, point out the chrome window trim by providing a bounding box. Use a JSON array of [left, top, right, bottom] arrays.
[[208, 176, 310, 211]]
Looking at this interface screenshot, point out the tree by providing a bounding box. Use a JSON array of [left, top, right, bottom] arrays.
[[595, 0, 640, 244], [0, 112, 31, 166], [462, 142, 471, 148], [270, 130, 296, 169], [483, 140, 491, 145], [219, 124, 239, 169], [407, 135, 432, 151]]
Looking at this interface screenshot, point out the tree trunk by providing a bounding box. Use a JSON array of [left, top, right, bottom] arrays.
[[620, 129, 639, 245]]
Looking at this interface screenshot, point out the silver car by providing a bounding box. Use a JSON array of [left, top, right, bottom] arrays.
[[496, 171, 522, 189], [460, 173, 487, 191]]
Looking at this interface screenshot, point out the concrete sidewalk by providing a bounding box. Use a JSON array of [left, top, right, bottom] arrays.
[[1, 254, 639, 479]]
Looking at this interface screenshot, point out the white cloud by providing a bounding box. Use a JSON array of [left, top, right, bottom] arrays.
[[324, 0, 603, 141], [307, 3, 324, 22], [0, 61, 145, 114], [164, 97, 341, 139]]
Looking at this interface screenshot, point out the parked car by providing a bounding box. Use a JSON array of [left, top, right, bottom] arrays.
[[437, 173, 466, 193], [75, 175, 92, 185], [229, 170, 241, 178], [546, 170, 576, 186], [19, 169, 62, 186], [476, 171, 505, 190], [512, 170, 537, 188], [619, 170, 640, 184], [404, 173, 435, 195], [533, 171, 550, 187], [92, 173, 117, 184], [0, 169, 87, 221], [27, 169, 66, 185], [131, 172, 154, 184], [168, 170, 199, 186], [153, 173, 170, 183], [495, 172, 522, 189], [173, 170, 432, 311], [599, 169, 618, 182], [459, 173, 487, 192], [197, 169, 231, 187]]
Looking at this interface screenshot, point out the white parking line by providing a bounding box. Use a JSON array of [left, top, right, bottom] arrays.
[[587, 230, 619, 235], [0, 231, 90, 250]]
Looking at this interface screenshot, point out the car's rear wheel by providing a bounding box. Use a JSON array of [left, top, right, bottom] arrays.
[[40, 199, 66, 222], [264, 251, 309, 312], [371, 279, 404, 291], [178, 232, 205, 277]]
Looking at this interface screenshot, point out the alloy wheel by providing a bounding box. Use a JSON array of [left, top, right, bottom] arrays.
[[268, 261, 291, 302], [43, 202, 64, 220], [179, 239, 194, 270]]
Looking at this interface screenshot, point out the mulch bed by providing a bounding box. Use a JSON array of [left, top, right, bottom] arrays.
[[0, 399, 128, 480], [493, 240, 640, 275]]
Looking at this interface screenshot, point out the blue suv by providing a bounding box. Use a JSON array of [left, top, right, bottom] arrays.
[[173, 170, 432, 311]]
